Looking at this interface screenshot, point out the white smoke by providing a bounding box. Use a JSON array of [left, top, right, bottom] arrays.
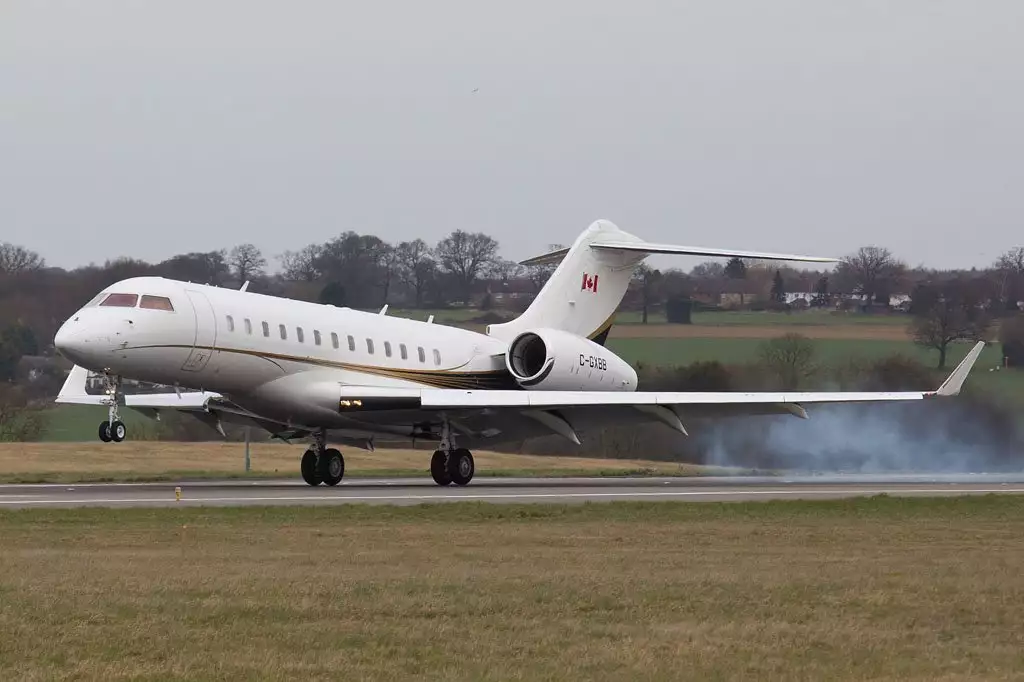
[[695, 401, 1024, 473]]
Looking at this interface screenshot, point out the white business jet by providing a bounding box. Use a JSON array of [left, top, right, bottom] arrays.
[[53, 220, 984, 487]]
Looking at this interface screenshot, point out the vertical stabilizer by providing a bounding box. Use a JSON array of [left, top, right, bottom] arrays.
[[487, 220, 645, 345]]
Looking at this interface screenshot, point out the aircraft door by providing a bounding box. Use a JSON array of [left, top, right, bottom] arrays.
[[181, 289, 218, 372]]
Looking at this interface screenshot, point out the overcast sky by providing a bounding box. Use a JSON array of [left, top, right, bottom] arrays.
[[2, 1, 1021, 272]]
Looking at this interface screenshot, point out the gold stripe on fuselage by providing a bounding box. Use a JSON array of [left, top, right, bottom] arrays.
[[128, 344, 520, 390]]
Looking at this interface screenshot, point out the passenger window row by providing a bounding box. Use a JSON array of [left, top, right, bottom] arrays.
[[223, 315, 442, 366]]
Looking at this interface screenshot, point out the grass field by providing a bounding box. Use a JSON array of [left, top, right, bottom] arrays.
[[387, 307, 917, 328], [2, 497, 1024, 680], [0, 442, 721, 483]]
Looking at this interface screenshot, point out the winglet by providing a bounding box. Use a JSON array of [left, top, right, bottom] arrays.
[[934, 341, 985, 397]]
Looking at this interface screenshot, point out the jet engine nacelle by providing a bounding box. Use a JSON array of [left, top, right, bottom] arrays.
[[505, 328, 637, 391]]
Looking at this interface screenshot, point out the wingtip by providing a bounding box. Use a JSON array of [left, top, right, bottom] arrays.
[[934, 341, 985, 397]]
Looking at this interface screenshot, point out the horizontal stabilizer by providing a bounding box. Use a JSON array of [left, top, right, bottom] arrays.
[[590, 240, 837, 263], [518, 246, 571, 267]]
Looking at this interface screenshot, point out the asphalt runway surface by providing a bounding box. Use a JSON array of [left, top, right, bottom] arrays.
[[3, 474, 1024, 508]]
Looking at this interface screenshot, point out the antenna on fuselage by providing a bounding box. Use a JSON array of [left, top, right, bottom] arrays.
[[378, 304, 389, 315], [240, 281, 250, 292], [427, 315, 434, 323]]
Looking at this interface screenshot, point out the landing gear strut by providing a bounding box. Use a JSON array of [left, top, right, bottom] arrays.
[[431, 419, 475, 486], [97, 374, 126, 443], [301, 430, 345, 487]]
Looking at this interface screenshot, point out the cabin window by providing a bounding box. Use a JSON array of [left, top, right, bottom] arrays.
[[347, 335, 355, 351], [418, 347, 426, 363], [384, 341, 392, 357], [279, 324, 287, 340], [433, 349, 441, 366], [244, 318, 252, 335], [226, 315, 235, 332], [140, 295, 174, 311], [331, 332, 339, 349], [313, 330, 321, 346], [262, 321, 270, 337], [296, 327, 305, 343], [366, 338, 374, 354], [400, 343, 408, 360], [99, 293, 138, 308]]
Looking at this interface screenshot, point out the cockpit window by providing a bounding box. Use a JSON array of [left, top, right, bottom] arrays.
[[140, 295, 174, 311], [99, 293, 139, 307]]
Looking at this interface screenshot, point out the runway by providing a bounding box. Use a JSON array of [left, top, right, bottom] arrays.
[[3, 474, 1024, 508]]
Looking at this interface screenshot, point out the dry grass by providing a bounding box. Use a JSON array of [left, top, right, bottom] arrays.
[[2, 498, 1024, 680], [0, 442, 712, 483]]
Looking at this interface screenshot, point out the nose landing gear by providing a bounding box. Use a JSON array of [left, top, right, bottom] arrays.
[[96, 374, 127, 443]]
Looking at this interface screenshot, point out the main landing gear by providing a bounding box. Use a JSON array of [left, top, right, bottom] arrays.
[[300, 429, 346, 487], [96, 374, 127, 443], [430, 420, 475, 486]]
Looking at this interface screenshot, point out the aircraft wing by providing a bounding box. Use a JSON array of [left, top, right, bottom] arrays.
[[338, 342, 984, 442], [55, 364, 218, 411]]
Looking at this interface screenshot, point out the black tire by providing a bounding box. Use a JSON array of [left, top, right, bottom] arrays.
[[448, 448, 475, 486], [319, 448, 345, 486], [98, 421, 112, 443], [300, 449, 322, 486], [110, 420, 126, 442], [430, 450, 451, 486]]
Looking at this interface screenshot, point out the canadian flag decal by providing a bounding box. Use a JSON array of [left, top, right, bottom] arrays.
[[581, 273, 598, 292]]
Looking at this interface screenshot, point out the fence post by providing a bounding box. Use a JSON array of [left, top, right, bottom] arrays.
[[244, 427, 251, 473]]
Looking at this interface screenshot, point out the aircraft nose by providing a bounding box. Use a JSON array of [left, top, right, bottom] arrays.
[[54, 317, 99, 366]]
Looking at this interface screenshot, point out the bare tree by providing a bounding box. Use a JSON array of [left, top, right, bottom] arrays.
[[758, 333, 816, 389], [0, 243, 44, 274], [488, 258, 522, 283], [633, 264, 662, 324], [524, 243, 564, 293], [910, 279, 991, 369], [379, 244, 399, 305], [278, 244, 323, 282], [435, 231, 499, 304], [228, 244, 267, 283], [995, 247, 1024, 311], [158, 250, 230, 286], [835, 246, 906, 308], [0, 384, 45, 442], [396, 239, 436, 308]]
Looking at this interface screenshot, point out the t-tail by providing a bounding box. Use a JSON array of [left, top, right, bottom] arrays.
[[486, 219, 837, 346]]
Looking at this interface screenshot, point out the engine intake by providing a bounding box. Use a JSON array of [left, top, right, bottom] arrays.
[[505, 328, 636, 391]]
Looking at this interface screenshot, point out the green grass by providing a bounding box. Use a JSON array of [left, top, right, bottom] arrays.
[[621, 309, 913, 326], [3, 497, 1024, 680], [610, 337, 1024, 403], [608, 336, 998, 367], [40, 404, 163, 442]]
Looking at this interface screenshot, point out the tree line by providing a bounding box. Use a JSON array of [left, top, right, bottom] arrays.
[[1, 233, 1023, 378]]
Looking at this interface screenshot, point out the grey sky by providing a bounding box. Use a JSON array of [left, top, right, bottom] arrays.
[[2, 1, 1021, 272]]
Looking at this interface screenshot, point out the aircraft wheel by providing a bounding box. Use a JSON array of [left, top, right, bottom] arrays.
[[430, 450, 451, 486], [110, 420, 126, 443], [448, 448, 475, 486], [98, 421, 112, 443], [300, 449, 322, 486], [319, 448, 345, 486]]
